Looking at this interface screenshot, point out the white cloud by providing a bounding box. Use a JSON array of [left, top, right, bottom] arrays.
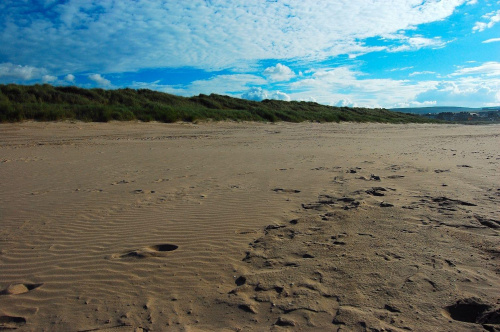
[[466, 0, 478, 5], [473, 10, 500, 32], [0, 62, 48, 80], [415, 78, 500, 106], [176, 74, 266, 96], [482, 38, 500, 43], [241, 87, 290, 101], [283, 64, 500, 108], [42, 74, 57, 83], [389, 66, 414, 72], [132, 74, 266, 98], [88, 74, 111, 86], [409, 71, 436, 77], [0, 1, 470, 74], [64, 74, 75, 82], [289, 66, 439, 108], [242, 87, 268, 101], [335, 98, 358, 107], [282, 63, 500, 108], [303, 96, 317, 103], [270, 91, 291, 101], [387, 36, 448, 52], [451, 62, 500, 77], [263, 63, 295, 82], [474, 22, 488, 32], [394, 100, 437, 108]]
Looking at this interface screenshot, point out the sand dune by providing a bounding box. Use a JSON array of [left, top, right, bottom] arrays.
[[0, 121, 499, 331]]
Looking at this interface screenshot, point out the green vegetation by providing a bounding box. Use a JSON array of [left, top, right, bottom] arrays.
[[0, 84, 436, 123]]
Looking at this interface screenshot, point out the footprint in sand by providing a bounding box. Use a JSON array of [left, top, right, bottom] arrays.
[[443, 298, 499, 324], [0, 283, 42, 295], [0, 316, 26, 329], [153, 178, 169, 183], [272, 188, 301, 193], [432, 196, 477, 207], [474, 215, 500, 229], [331, 233, 348, 245], [111, 179, 130, 185], [346, 167, 361, 174], [113, 244, 178, 259], [234, 276, 247, 286], [366, 187, 387, 196], [131, 189, 145, 194]]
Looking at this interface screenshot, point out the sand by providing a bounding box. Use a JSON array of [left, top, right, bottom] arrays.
[[0, 121, 499, 331]]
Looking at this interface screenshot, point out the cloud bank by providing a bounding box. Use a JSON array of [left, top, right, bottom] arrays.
[[1, 1, 497, 108], [0, 0, 469, 74]]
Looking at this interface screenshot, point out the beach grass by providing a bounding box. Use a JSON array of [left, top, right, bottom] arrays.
[[0, 84, 436, 123]]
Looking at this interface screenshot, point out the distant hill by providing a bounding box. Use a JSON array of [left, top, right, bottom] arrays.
[[391, 106, 500, 114], [0, 84, 437, 124]]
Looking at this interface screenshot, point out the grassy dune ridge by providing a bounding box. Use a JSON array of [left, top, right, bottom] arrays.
[[0, 84, 435, 123]]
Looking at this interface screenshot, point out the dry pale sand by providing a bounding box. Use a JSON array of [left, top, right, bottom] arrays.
[[0, 121, 499, 332]]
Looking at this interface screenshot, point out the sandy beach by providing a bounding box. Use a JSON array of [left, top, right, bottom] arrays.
[[0, 121, 499, 331]]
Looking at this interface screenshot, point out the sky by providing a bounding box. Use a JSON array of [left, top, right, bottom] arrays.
[[0, 0, 499, 108]]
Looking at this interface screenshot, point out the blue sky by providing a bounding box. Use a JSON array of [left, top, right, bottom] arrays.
[[0, 0, 499, 108]]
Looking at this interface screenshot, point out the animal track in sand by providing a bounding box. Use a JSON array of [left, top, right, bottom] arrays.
[[113, 244, 178, 259]]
